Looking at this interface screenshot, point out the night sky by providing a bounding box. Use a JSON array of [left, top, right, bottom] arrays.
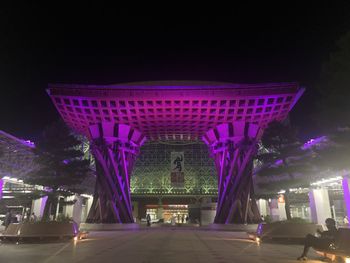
[[1, 3, 350, 141]]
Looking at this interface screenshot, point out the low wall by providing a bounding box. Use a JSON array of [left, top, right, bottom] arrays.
[[206, 224, 259, 232], [1, 222, 78, 239], [79, 223, 140, 231], [256, 222, 322, 240]]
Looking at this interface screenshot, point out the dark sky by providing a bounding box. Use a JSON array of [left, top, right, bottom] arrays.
[[1, 3, 350, 140]]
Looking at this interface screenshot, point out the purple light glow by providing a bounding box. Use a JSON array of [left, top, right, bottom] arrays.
[[203, 122, 261, 224], [302, 136, 328, 150], [0, 178, 3, 199], [86, 122, 145, 223], [47, 81, 304, 224], [342, 176, 350, 220], [40, 196, 48, 217], [47, 81, 303, 141]]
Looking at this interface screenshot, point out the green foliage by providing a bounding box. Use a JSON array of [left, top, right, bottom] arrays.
[[280, 217, 309, 224], [312, 128, 350, 171], [257, 121, 315, 220], [24, 121, 91, 219], [36, 214, 72, 223], [25, 121, 91, 191], [257, 121, 314, 189], [257, 177, 310, 191], [263, 215, 273, 223], [55, 214, 73, 223]]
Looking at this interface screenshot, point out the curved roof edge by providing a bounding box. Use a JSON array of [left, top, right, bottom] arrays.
[[48, 80, 299, 91]]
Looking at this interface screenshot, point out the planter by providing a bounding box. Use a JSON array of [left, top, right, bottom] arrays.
[[79, 223, 140, 231], [208, 223, 259, 232], [256, 222, 322, 241], [1, 221, 79, 241]]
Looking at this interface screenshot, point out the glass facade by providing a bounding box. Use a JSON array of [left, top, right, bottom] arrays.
[[131, 142, 218, 196]]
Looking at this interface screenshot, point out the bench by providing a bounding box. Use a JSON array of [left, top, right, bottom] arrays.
[[315, 228, 350, 261], [0, 221, 79, 242], [255, 222, 323, 243]]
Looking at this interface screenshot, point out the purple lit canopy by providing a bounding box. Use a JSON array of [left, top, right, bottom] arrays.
[[47, 81, 304, 224], [47, 81, 304, 141]]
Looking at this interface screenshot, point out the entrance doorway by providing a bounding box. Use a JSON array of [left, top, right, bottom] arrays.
[[146, 204, 188, 224]]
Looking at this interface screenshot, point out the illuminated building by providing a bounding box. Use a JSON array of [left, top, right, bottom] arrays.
[[47, 81, 304, 224]]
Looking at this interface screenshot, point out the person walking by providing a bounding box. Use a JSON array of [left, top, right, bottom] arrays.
[[146, 214, 151, 227], [30, 212, 37, 222]]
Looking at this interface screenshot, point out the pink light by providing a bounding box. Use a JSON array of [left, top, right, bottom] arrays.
[[302, 136, 328, 150], [342, 176, 350, 220], [47, 81, 302, 141], [0, 178, 3, 199], [40, 196, 48, 217]]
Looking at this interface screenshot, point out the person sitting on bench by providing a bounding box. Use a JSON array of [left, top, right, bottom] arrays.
[[297, 218, 338, 261]]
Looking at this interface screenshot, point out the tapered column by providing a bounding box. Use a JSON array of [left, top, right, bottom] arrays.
[[203, 122, 261, 224], [86, 123, 145, 223], [342, 176, 350, 220], [309, 188, 332, 225]]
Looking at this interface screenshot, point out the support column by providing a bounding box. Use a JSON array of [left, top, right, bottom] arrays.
[[277, 200, 287, 220], [309, 188, 332, 225], [203, 122, 261, 224], [86, 123, 145, 223], [81, 195, 93, 223], [342, 176, 350, 220], [157, 198, 163, 220], [257, 199, 269, 217], [31, 196, 48, 219], [0, 178, 3, 199], [72, 195, 84, 224], [269, 199, 280, 221]]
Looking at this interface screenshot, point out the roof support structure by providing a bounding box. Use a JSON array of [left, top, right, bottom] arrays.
[[203, 122, 262, 224], [86, 123, 145, 223]]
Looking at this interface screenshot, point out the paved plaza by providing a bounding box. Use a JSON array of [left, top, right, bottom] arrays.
[[0, 229, 323, 263]]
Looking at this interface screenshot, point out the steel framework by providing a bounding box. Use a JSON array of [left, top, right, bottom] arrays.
[[203, 122, 262, 223], [86, 123, 145, 223], [47, 81, 304, 224], [131, 142, 217, 196]]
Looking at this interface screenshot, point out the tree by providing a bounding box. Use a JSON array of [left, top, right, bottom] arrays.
[[311, 128, 350, 172], [316, 31, 350, 128], [256, 121, 314, 220], [311, 31, 350, 177], [25, 121, 91, 220]]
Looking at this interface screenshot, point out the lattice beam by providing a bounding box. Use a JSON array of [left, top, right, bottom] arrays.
[[203, 122, 262, 224], [86, 123, 145, 223], [47, 81, 303, 141]]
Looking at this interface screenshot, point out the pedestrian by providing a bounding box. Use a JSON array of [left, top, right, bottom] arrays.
[[30, 212, 37, 222], [16, 213, 22, 223], [4, 210, 12, 229], [297, 218, 338, 261], [181, 215, 184, 224], [171, 215, 176, 226], [146, 214, 151, 227], [25, 208, 31, 221]]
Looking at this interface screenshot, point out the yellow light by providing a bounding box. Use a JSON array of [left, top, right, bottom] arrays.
[[345, 257, 350, 263]]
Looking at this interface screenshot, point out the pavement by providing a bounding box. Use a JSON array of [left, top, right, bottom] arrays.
[[0, 229, 324, 263]]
